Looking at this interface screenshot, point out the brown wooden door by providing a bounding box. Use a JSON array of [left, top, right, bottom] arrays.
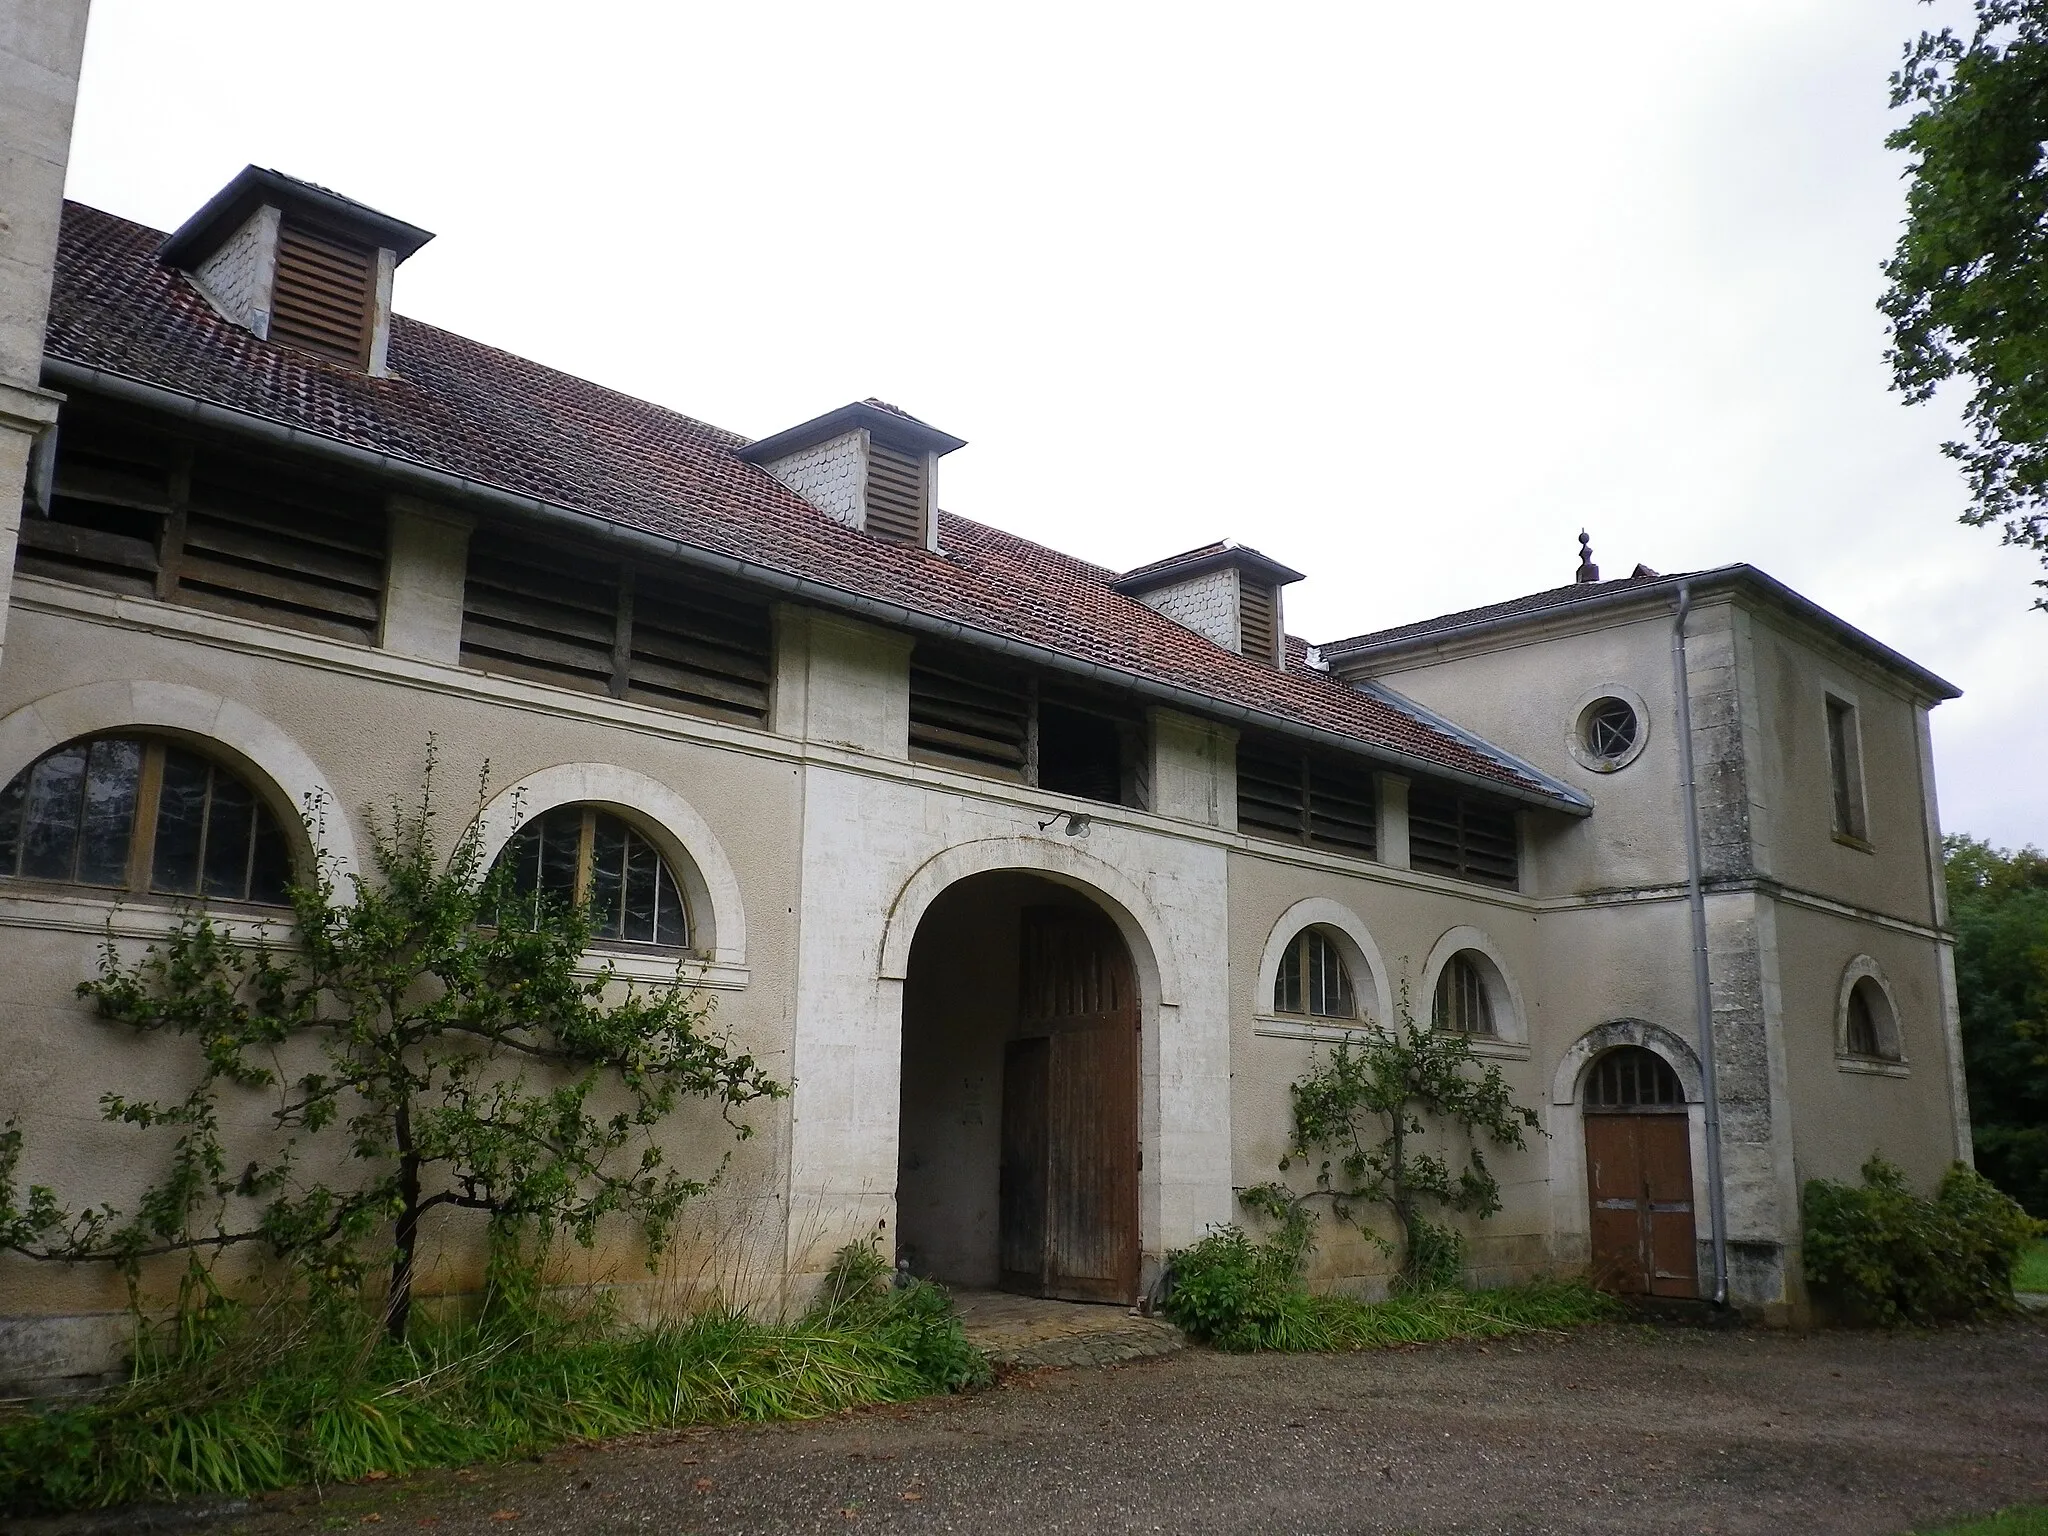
[[1585, 1113, 1697, 1298], [998, 906, 1140, 1303]]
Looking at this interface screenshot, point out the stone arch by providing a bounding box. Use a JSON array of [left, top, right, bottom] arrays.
[[471, 763, 745, 965], [0, 680, 356, 879], [1836, 954, 1907, 1062], [879, 835, 1180, 1010], [1253, 897, 1393, 1026], [1418, 924, 1529, 1043], [1552, 1018, 1706, 1106]]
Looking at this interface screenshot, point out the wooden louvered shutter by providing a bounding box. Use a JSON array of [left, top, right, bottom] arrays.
[[270, 223, 375, 366], [865, 439, 928, 545], [1239, 580, 1278, 665]]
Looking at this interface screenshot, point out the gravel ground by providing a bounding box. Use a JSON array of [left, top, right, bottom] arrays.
[[35, 1317, 2048, 1536]]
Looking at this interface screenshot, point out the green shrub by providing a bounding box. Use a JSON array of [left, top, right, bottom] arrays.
[[1160, 1220, 1615, 1352], [0, 1240, 988, 1516], [1803, 1155, 2046, 1326]]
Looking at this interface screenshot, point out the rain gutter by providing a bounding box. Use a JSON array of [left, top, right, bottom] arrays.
[[42, 357, 1591, 817]]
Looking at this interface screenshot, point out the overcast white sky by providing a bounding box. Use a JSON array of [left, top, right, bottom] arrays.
[[60, 0, 2045, 849]]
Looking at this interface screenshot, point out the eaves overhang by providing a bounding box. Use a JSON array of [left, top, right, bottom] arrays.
[[39, 356, 1595, 818], [159, 165, 436, 269], [1113, 542, 1307, 594], [737, 401, 967, 464], [1323, 567, 1962, 704]]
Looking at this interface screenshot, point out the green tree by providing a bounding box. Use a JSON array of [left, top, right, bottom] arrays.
[[1882, 0, 2048, 605], [0, 756, 783, 1340], [1946, 833, 2048, 1214], [1244, 995, 1541, 1290]]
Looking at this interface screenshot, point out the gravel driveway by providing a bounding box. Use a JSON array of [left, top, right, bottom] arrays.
[[42, 1318, 2048, 1536]]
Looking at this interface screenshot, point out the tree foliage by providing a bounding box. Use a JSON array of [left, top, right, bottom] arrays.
[[0, 754, 783, 1340], [1946, 833, 2048, 1215], [1883, 0, 2048, 604], [1243, 997, 1541, 1290]]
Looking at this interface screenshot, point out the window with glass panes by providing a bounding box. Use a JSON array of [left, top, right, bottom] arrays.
[[1273, 927, 1357, 1019], [0, 736, 292, 903], [494, 805, 689, 949], [1432, 952, 1496, 1036]]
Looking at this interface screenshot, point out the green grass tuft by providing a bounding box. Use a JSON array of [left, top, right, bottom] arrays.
[[0, 1243, 989, 1517], [1919, 1507, 2048, 1535], [2015, 1240, 2048, 1295]]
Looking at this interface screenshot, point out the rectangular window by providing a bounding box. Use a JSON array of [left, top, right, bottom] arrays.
[[1826, 694, 1867, 843], [907, 644, 1147, 808], [1409, 783, 1519, 889], [1233, 733, 1377, 860]]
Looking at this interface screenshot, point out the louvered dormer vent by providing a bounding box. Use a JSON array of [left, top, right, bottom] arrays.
[[1112, 543, 1304, 667], [865, 438, 929, 545], [159, 166, 433, 378], [740, 400, 965, 552], [271, 222, 376, 366]]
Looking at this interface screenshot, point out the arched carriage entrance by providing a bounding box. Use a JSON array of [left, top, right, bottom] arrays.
[[896, 872, 1142, 1304], [1583, 1046, 1697, 1298]]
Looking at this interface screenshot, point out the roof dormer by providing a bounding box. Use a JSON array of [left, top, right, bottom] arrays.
[[1113, 542, 1305, 667], [160, 166, 433, 375], [740, 399, 965, 551]]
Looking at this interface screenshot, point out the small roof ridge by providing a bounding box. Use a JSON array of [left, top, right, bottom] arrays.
[[1115, 539, 1306, 592]]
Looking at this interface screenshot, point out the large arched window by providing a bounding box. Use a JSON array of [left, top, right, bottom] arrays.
[[1432, 951, 1496, 1037], [1843, 974, 1902, 1062], [0, 735, 292, 904], [493, 805, 689, 949], [1583, 1046, 1684, 1110], [1274, 927, 1357, 1019]]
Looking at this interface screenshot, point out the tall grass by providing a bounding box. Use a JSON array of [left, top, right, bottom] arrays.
[[1161, 1223, 1619, 1351], [0, 1243, 989, 1516]]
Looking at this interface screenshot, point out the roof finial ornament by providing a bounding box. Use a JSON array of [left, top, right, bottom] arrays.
[[1576, 529, 1600, 585]]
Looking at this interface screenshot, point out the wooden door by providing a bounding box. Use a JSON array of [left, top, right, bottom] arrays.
[[998, 906, 1140, 1303], [1586, 1113, 1697, 1298]]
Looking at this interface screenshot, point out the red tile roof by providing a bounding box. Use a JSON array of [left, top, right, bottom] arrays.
[[43, 201, 1585, 807]]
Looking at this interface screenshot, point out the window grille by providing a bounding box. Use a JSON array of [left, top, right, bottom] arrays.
[[493, 805, 689, 949], [0, 735, 291, 904], [270, 221, 375, 367], [1239, 580, 1279, 665], [1274, 927, 1357, 1019], [1584, 1046, 1683, 1109], [1431, 952, 1496, 1036], [865, 439, 927, 545], [1582, 697, 1637, 760]]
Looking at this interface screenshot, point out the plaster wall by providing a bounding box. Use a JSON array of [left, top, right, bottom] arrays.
[[1135, 568, 1240, 653], [190, 205, 281, 333], [0, 577, 809, 1381], [1354, 605, 1701, 897]]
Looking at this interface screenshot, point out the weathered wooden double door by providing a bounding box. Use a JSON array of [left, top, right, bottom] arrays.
[[999, 907, 1140, 1304], [1585, 1110, 1698, 1297]]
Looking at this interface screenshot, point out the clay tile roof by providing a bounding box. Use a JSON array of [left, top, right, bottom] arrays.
[[42, 200, 1588, 809]]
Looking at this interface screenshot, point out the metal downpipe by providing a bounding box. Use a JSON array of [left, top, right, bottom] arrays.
[[1672, 582, 1731, 1307]]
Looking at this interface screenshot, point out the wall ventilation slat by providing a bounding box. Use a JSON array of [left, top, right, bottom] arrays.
[[1235, 732, 1379, 860], [909, 646, 1031, 776], [461, 534, 774, 726], [1239, 580, 1278, 665], [270, 222, 374, 366], [1409, 784, 1519, 888], [865, 439, 927, 545]]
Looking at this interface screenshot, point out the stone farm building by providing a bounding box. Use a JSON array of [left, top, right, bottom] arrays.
[[0, 28, 1970, 1389]]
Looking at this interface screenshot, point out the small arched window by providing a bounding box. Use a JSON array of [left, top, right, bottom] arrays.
[[1432, 952, 1496, 1037], [1274, 927, 1356, 1019], [493, 805, 689, 949], [1584, 1046, 1683, 1110], [0, 735, 292, 904], [1844, 976, 1900, 1061]]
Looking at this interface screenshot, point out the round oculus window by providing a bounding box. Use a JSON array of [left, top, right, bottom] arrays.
[[1581, 697, 1638, 762]]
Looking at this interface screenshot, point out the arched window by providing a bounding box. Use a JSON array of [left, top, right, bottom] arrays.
[[1432, 952, 1495, 1037], [1844, 976, 1900, 1061], [493, 805, 689, 949], [1584, 1046, 1683, 1110], [1274, 927, 1356, 1019], [0, 735, 292, 904]]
